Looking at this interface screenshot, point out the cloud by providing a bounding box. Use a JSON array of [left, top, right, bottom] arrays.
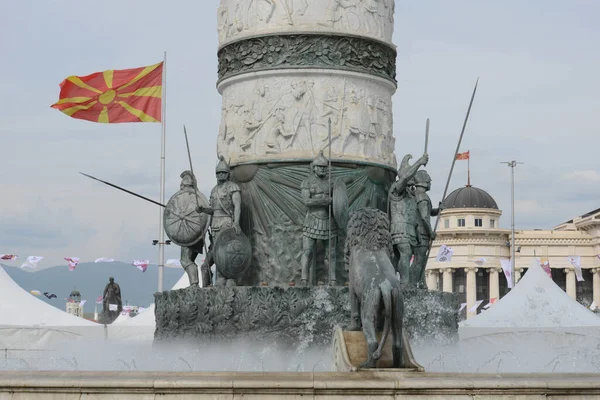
[[562, 170, 600, 183]]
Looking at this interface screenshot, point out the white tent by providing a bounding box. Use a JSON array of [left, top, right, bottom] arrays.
[[459, 260, 600, 341], [0, 266, 104, 349]]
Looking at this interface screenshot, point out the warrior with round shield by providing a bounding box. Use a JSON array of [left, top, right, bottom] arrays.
[[197, 156, 244, 287], [164, 170, 210, 287], [412, 169, 443, 288], [300, 151, 337, 287], [388, 153, 428, 285]]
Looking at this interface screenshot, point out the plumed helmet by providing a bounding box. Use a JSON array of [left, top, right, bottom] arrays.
[[311, 151, 329, 168], [216, 155, 231, 173], [180, 170, 197, 186], [414, 170, 432, 185]]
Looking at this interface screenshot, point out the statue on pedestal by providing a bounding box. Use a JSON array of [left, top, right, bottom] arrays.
[[300, 151, 337, 286], [101, 277, 122, 324], [389, 153, 428, 285], [198, 156, 244, 287], [412, 170, 443, 288]]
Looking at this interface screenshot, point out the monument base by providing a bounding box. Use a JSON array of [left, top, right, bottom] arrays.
[[154, 286, 460, 347], [331, 327, 424, 372], [2, 370, 600, 399]]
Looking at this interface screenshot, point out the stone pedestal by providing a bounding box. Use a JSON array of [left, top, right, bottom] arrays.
[[154, 287, 460, 347]]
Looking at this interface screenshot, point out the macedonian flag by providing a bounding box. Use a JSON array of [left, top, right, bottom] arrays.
[[51, 62, 163, 123]]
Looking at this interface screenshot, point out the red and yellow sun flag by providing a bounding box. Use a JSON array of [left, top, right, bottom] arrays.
[[51, 62, 163, 123]]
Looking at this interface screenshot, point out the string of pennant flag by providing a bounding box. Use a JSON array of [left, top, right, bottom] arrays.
[[0, 254, 182, 272]]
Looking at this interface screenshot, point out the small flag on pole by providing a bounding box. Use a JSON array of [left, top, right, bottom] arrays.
[[459, 302, 467, 312], [95, 295, 103, 304], [436, 245, 454, 262], [133, 260, 150, 272], [64, 257, 80, 271], [166, 259, 182, 268], [43, 292, 57, 299], [468, 300, 484, 313], [95, 257, 115, 263], [0, 254, 18, 261], [455, 151, 470, 160], [567, 256, 584, 282], [21, 256, 43, 269], [500, 259, 513, 288], [474, 257, 486, 267], [80, 300, 87, 307], [51, 62, 163, 123]]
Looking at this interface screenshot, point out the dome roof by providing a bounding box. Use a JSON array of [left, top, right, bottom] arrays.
[[444, 186, 498, 209], [69, 290, 81, 297]]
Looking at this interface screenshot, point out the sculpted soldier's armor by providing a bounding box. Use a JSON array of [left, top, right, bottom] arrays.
[[198, 156, 241, 287], [413, 170, 442, 288], [177, 170, 205, 287], [300, 151, 337, 286], [388, 153, 428, 285]]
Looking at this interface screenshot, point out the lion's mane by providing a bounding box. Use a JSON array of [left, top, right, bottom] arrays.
[[344, 207, 393, 266]]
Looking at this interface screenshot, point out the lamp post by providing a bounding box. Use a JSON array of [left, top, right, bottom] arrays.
[[501, 160, 523, 288]]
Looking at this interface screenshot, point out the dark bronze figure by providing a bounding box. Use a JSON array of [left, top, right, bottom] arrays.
[[198, 156, 243, 287], [300, 151, 337, 286], [388, 153, 428, 285], [101, 276, 122, 324], [413, 170, 443, 288]]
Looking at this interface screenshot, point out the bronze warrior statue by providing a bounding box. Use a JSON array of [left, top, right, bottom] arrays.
[[102, 276, 122, 324], [300, 151, 337, 287], [388, 153, 428, 285], [412, 169, 443, 288], [178, 170, 204, 286], [198, 156, 242, 287]]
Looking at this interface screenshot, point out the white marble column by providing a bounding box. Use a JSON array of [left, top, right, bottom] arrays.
[[465, 267, 478, 319], [593, 268, 600, 307], [489, 267, 500, 301], [565, 268, 576, 300], [442, 269, 454, 293], [426, 270, 438, 291]]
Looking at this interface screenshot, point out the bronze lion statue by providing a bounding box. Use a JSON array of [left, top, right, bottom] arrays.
[[344, 207, 405, 368]]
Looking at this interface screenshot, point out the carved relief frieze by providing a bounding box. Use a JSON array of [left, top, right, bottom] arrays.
[[217, 34, 396, 84], [217, 0, 395, 45], [217, 73, 396, 167]]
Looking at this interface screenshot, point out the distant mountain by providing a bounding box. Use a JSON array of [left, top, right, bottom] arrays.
[[2, 262, 184, 314]]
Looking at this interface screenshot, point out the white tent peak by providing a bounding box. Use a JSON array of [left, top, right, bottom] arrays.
[[0, 265, 97, 327], [460, 260, 600, 339]]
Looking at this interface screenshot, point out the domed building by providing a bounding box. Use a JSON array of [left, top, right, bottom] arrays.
[[426, 185, 600, 319], [66, 289, 83, 318]]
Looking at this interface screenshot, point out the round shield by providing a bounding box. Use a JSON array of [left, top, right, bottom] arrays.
[[214, 227, 252, 279], [333, 180, 349, 231], [164, 189, 209, 247]]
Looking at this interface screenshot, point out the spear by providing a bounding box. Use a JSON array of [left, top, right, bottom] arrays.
[[420, 78, 479, 286], [79, 172, 165, 208]]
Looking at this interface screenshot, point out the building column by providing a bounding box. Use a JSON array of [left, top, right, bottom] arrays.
[[465, 267, 478, 319], [426, 270, 438, 291], [593, 268, 600, 307], [442, 268, 454, 293], [489, 267, 500, 301], [565, 268, 576, 299]]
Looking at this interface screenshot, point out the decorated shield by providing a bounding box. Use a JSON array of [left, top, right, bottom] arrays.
[[333, 180, 349, 231], [214, 227, 252, 279], [164, 189, 210, 247]]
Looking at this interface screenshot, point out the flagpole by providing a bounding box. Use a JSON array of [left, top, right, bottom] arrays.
[[158, 51, 167, 292], [467, 153, 471, 186]]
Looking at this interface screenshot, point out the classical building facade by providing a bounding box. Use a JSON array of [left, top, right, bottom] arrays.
[[426, 185, 600, 318]]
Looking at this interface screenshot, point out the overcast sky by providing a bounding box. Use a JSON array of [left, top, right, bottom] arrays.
[[0, 0, 598, 273]]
